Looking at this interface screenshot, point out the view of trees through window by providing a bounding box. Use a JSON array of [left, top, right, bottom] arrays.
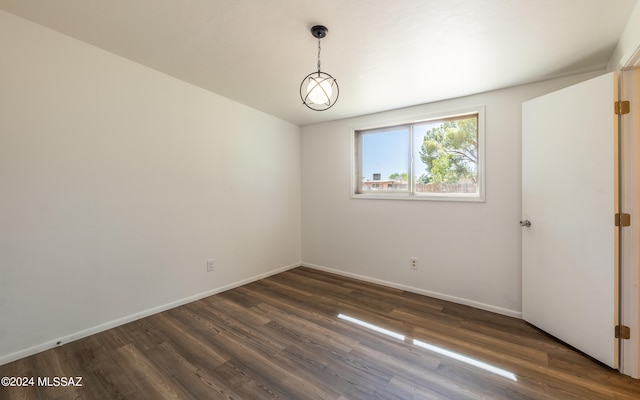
[[357, 113, 480, 197], [415, 116, 477, 192]]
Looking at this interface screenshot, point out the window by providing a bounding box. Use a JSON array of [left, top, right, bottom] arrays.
[[353, 107, 484, 201]]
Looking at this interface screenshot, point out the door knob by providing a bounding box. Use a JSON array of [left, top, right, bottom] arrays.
[[520, 220, 531, 227]]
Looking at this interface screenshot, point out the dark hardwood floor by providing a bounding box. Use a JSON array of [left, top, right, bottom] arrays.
[[2, 267, 640, 399]]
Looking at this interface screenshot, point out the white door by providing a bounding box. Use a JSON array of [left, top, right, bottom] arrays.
[[522, 72, 619, 368]]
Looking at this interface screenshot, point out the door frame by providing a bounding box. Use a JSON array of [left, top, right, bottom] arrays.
[[619, 59, 640, 379]]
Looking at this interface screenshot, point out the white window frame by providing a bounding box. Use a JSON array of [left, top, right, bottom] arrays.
[[351, 106, 485, 202]]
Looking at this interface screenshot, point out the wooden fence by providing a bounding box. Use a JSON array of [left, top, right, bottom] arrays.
[[415, 183, 478, 193]]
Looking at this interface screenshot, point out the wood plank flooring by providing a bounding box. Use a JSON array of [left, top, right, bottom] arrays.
[[2, 267, 640, 399]]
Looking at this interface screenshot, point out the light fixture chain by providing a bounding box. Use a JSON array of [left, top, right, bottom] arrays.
[[317, 38, 321, 73]]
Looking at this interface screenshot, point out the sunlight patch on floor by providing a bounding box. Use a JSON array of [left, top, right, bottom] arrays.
[[337, 312, 517, 382]]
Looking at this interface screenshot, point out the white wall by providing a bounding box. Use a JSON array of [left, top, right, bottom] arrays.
[[301, 70, 604, 316], [0, 11, 301, 364], [608, 0, 640, 70]]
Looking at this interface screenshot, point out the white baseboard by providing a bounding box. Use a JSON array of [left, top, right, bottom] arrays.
[[303, 263, 522, 319], [1, 261, 521, 366], [0, 262, 301, 366]]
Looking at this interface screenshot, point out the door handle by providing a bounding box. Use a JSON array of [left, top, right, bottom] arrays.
[[520, 220, 531, 227]]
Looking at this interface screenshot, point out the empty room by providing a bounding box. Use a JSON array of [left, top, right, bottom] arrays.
[[2, 0, 640, 399]]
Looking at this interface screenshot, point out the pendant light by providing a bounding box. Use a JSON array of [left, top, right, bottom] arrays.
[[300, 25, 339, 111]]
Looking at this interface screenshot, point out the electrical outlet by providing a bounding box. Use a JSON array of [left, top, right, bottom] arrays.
[[410, 257, 418, 270], [206, 259, 215, 272]]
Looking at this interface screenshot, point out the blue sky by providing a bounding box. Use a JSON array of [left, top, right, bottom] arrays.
[[361, 129, 408, 180], [361, 122, 440, 181]]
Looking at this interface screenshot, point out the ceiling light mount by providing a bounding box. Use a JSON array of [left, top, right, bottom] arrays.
[[310, 25, 328, 39], [300, 24, 339, 111]]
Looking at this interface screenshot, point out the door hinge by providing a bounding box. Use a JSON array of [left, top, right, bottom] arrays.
[[615, 325, 631, 340], [615, 100, 630, 115], [615, 213, 631, 227]]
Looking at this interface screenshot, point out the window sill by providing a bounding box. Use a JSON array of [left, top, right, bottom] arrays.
[[351, 193, 485, 202]]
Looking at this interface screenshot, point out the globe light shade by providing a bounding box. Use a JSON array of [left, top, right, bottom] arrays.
[[300, 71, 339, 111], [307, 75, 332, 104]]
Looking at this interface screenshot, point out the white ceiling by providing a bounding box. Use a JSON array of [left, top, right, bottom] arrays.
[[0, 0, 637, 126]]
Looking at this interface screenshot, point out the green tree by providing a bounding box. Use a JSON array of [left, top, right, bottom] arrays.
[[389, 172, 408, 181], [419, 118, 477, 184]]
